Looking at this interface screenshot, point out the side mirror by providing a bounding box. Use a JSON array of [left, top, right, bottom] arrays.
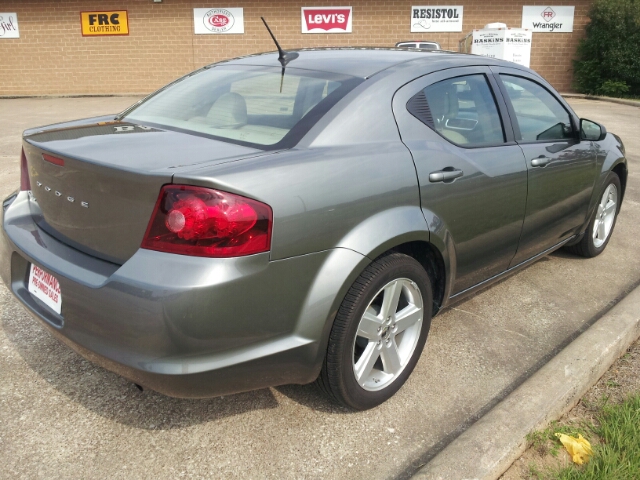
[[580, 119, 607, 141]]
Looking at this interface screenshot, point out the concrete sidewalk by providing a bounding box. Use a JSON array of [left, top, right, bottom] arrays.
[[413, 281, 640, 479]]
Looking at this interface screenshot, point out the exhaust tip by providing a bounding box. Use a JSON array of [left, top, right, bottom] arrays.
[[134, 383, 144, 392]]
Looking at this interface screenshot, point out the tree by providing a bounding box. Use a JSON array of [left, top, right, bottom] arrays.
[[573, 0, 640, 96]]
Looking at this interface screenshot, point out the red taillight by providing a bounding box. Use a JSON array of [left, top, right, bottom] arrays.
[[20, 148, 31, 191], [141, 185, 273, 258]]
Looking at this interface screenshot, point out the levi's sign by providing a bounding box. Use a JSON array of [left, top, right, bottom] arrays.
[[81, 11, 129, 36], [411, 6, 463, 32], [522, 6, 575, 32], [301, 7, 352, 33]]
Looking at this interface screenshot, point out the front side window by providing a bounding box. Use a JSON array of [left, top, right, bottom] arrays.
[[123, 66, 358, 149], [500, 75, 573, 142], [408, 74, 505, 146]]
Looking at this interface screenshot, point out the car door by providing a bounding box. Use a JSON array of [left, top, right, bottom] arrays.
[[491, 68, 598, 266], [393, 67, 528, 295]]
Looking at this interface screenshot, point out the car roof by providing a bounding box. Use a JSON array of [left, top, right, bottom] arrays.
[[396, 41, 440, 45], [215, 47, 511, 79]]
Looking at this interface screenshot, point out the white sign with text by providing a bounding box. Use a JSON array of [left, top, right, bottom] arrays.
[[411, 6, 463, 33], [522, 6, 574, 33], [0, 13, 19, 38], [471, 28, 532, 68], [194, 8, 244, 34]]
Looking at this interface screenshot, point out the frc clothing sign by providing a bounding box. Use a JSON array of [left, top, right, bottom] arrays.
[[194, 8, 244, 34], [411, 6, 463, 33], [301, 7, 352, 33], [81, 11, 129, 36], [522, 6, 575, 32], [0, 13, 19, 38]]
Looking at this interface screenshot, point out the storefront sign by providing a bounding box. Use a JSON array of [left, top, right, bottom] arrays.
[[471, 28, 532, 67], [503, 29, 532, 67], [301, 7, 352, 33], [411, 6, 463, 33], [194, 8, 244, 34], [522, 6, 574, 32], [0, 12, 19, 38], [81, 11, 129, 36]]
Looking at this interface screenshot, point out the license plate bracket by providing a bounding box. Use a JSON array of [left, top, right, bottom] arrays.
[[28, 264, 62, 315]]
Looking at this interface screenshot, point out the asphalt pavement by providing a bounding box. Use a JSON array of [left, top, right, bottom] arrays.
[[0, 97, 638, 479]]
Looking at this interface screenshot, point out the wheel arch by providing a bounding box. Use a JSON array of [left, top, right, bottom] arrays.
[[612, 161, 628, 203], [333, 205, 451, 315], [299, 208, 453, 380], [387, 241, 446, 316]]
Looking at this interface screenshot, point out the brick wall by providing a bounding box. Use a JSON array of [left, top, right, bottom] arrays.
[[0, 0, 591, 95]]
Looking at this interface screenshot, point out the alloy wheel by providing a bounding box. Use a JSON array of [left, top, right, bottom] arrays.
[[592, 183, 618, 249], [352, 278, 423, 391]]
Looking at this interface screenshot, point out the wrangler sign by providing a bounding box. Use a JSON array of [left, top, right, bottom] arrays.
[[81, 11, 129, 36], [522, 6, 574, 33]]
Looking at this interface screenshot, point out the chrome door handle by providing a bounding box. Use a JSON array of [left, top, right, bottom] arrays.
[[531, 156, 552, 167], [429, 168, 464, 183]]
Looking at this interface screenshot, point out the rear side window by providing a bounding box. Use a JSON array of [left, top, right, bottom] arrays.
[[407, 74, 505, 146], [500, 75, 573, 142], [123, 66, 358, 149]]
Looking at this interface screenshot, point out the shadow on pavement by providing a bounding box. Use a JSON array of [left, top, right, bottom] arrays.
[[275, 383, 353, 414], [1, 291, 281, 430]]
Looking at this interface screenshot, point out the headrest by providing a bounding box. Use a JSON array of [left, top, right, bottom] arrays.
[[426, 83, 459, 119], [207, 92, 247, 129]]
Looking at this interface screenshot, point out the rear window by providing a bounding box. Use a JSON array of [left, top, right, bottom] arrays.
[[123, 65, 360, 149]]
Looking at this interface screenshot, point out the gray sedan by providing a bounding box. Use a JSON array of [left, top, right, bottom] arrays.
[[0, 49, 627, 410]]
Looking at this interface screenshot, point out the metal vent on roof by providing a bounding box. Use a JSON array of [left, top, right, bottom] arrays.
[[406, 90, 434, 129]]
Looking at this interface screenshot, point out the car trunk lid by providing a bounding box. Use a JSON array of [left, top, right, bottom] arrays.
[[23, 120, 267, 264]]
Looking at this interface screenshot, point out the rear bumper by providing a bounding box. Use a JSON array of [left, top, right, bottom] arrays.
[[1, 191, 366, 398]]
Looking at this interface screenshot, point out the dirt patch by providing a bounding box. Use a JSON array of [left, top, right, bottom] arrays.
[[500, 338, 640, 479]]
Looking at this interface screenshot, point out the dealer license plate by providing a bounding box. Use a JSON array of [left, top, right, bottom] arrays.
[[28, 264, 62, 314]]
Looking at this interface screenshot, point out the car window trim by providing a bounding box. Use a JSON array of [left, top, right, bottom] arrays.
[[489, 68, 580, 146], [404, 66, 516, 149]]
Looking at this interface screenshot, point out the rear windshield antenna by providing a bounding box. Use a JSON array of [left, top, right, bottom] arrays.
[[261, 17, 299, 67]]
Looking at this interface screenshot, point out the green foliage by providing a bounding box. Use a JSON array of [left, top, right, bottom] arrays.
[[547, 394, 640, 479], [597, 80, 629, 97], [527, 421, 589, 458], [573, 0, 640, 96]]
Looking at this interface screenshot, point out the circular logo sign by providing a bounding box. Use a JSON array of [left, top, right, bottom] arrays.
[[203, 9, 235, 33]]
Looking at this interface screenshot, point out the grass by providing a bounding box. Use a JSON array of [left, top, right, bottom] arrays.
[[526, 394, 640, 479]]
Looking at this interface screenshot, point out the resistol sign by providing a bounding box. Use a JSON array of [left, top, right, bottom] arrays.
[[81, 11, 129, 36]]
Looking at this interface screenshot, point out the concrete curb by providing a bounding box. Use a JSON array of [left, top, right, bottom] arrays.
[[412, 283, 640, 480], [561, 93, 640, 108]]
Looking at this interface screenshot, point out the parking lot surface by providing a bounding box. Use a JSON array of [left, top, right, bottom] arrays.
[[0, 97, 638, 479]]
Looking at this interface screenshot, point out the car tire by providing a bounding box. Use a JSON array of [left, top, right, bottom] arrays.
[[317, 252, 433, 410], [566, 172, 621, 258]]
